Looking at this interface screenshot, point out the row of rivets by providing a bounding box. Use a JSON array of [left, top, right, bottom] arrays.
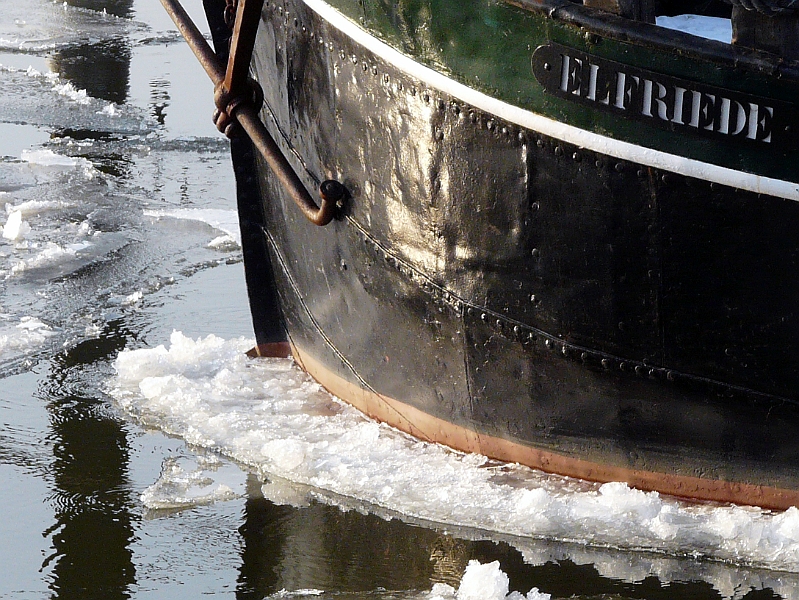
[[462, 298, 690, 388], [533, 135, 738, 191], [270, 7, 529, 151], [269, 5, 748, 397], [266, 4, 749, 199], [356, 226, 464, 313], [354, 220, 699, 390]]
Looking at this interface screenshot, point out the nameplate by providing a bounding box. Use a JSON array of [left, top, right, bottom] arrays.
[[532, 43, 794, 148]]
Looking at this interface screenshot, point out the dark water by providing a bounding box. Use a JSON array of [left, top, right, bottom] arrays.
[[1, 1, 797, 599]]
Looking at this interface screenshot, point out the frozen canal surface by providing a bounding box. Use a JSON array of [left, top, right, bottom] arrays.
[[1, 1, 798, 599]]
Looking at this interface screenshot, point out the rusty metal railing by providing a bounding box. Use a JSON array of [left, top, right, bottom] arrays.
[[159, 0, 343, 225]]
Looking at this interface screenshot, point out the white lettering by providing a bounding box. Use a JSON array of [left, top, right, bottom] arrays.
[[747, 103, 759, 140], [730, 101, 748, 136], [559, 55, 570, 93], [587, 64, 599, 101], [614, 72, 627, 110], [761, 106, 774, 143], [672, 87, 686, 125], [653, 82, 669, 121], [702, 94, 715, 131], [551, 52, 776, 145], [642, 79, 653, 117], [689, 90, 702, 129], [717, 97, 731, 134]]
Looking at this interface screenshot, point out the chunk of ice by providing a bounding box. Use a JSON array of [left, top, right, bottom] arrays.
[[3, 210, 31, 240], [426, 561, 551, 600]]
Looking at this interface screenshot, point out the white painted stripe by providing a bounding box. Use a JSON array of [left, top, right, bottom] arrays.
[[302, 0, 799, 201]]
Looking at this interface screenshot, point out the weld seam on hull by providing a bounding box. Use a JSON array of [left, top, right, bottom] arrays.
[[262, 224, 444, 442], [347, 201, 796, 407]]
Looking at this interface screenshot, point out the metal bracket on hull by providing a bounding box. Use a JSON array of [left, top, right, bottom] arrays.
[[159, 0, 346, 226]]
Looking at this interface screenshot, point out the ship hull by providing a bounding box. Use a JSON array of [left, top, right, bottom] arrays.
[[214, 0, 799, 508]]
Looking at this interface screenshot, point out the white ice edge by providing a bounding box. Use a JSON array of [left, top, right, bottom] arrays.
[[2, 210, 31, 241], [21, 148, 83, 167], [302, 0, 799, 201], [4, 64, 123, 115], [109, 332, 799, 584], [143, 209, 241, 246], [5, 199, 70, 216], [6, 240, 94, 277], [140, 454, 240, 509], [0, 316, 56, 358], [20, 149, 96, 179]]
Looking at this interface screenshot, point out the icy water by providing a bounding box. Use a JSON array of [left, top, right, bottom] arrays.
[[2, 1, 799, 599]]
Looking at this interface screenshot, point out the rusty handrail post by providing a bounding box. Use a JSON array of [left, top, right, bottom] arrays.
[[159, 0, 225, 83], [159, 0, 342, 226], [224, 0, 264, 97]]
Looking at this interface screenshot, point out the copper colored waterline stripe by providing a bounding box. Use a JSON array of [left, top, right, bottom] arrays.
[[248, 342, 292, 358], [289, 344, 799, 511]]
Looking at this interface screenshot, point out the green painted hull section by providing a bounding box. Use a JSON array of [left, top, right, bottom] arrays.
[[321, 0, 799, 183]]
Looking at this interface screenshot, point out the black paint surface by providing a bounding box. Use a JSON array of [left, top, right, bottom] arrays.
[[241, 0, 799, 491]]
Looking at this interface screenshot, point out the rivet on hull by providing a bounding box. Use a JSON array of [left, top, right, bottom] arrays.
[[265, 12, 754, 402]]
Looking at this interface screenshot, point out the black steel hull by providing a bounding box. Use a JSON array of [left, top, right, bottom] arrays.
[[214, 0, 799, 508]]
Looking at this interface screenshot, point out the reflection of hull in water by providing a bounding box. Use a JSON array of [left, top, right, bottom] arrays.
[[50, 0, 133, 104], [247, 475, 799, 599], [210, 0, 799, 508]]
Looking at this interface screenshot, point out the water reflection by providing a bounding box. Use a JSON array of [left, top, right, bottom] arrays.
[[149, 78, 169, 126], [235, 477, 796, 600], [236, 479, 442, 598], [61, 0, 134, 18], [51, 39, 132, 105], [49, 0, 134, 105], [41, 321, 137, 600], [47, 0, 137, 178]]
